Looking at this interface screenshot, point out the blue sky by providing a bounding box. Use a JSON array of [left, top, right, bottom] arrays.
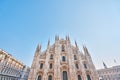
[[0, 0, 120, 69]]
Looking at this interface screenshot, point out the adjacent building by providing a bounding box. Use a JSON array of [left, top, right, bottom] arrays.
[[97, 62, 120, 80], [28, 36, 99, 80], [0, 49, 30, 80], [20, 66, 30, 80]]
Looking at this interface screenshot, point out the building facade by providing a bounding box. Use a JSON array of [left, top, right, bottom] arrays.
[[28, 36, 99, 80], [20, 66, 30, 80], [0, 49, 30, 80], [97, 63, 120, 80]]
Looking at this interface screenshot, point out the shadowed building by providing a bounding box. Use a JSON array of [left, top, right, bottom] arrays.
[[0, 49, 30, 80], [28, 36, 99, 80]]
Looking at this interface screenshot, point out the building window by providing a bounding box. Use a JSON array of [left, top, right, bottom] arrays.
[[78, 75, 82, 80], [63, 71, 68, 80], [84, 64, 87, 69], [76, 64, 79, 69], [74, 55, 77, 60], [62, 56, 66, 61], [4, 55, 7, 59], [40, 63, 43, 69], [62, 45, 65, 51], [37, 75, 41, 80], [48, 75, 52, 80], [50, 63, 52, 69], [87, 75, 91, 80], [50, 54, 53, 59]]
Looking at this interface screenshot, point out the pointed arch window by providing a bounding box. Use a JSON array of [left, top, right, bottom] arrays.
[[76, 64, 79, 69], [84, 64, 87, 69], [87, 75, 91, 80], [62, 45, 65, 52], [50, 54, 53, 59], [49, 63, 52, 69], [62, 56, 66, 62], [48, 75, 52, 80], [78, 75, 82, 80], [74, 55, 77, 60], [63, 71, 68, 80], [37, 75, 41, 80], [40, 63, 43, 69]]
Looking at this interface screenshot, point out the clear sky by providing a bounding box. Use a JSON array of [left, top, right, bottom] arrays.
[[0, 0, 120, 69]]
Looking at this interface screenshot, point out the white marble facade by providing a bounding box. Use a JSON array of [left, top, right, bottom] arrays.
[[28, 36, 99, 80], [98, 65, 120, 80]]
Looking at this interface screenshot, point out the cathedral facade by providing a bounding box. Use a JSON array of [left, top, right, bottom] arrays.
[[28, 36, 99, 80]]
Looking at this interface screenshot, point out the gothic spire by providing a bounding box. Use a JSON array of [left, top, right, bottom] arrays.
[[58, 35, 59, 40], [47, 39, 50, 48], [66, 35, 68, 40], [55, 35, 59, 41], [103, 61, 107, 69], [66, 35, 70, 43], [36, 44, 40, 52], [68, 35, 70, 41], [55, 35, 57, 41], [35, 44, 41, 56], [83, 45, 90, 56], [75, 40, 78, 48]]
